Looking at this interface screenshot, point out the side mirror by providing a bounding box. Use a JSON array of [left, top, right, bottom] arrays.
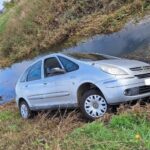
[[47, 67, 65, 75]]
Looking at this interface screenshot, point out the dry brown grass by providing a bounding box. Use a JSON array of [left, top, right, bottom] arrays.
[[0, 100, 150, 149], [0, 101, 85, 150], [0, 0, 149, 68]]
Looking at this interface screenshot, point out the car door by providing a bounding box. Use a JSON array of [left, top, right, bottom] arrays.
[[41, 56, 76, 108], [56, 55, 80, 104], [22, 60, 44, 107]]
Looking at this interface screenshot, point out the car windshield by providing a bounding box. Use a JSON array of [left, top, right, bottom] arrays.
[[65, 53, 111, 61]]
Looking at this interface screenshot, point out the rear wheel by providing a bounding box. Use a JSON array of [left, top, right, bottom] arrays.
[[79, 90, 108, 120], [19, 101, 32, 119]]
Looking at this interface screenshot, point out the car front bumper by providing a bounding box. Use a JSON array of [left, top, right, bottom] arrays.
[[97, 77, 150, 104]]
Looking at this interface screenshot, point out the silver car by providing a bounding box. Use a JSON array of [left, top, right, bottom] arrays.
[[15, 53, 150, 120]]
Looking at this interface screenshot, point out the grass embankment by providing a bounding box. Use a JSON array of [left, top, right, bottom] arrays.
[[0, 101, 150, 150], [0, 0, 149, 68]]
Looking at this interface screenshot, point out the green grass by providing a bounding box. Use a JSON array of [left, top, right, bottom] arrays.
[[0, 110, 17, 121], [0, 0, 16, 33], [62, 114, 150, 150], [0, 11, 10, 33]]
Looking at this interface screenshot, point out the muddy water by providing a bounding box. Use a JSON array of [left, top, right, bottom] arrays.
[[0, 17, 150, 104]]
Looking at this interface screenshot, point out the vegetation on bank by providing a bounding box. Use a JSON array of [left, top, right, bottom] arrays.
[[63, 112, 150, 150], [0, 0, 149, 68], [0, 101, 150, 150]]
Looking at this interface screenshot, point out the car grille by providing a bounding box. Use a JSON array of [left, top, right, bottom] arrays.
[[130, 66, 150, 71], [125, 86, 150, 96], [135, 73, 150, 79], [139, 86, 150, 94]]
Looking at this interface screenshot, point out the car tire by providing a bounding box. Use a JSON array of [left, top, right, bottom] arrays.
[[79, 90, 108, 120], [19, 101, 32, 119]]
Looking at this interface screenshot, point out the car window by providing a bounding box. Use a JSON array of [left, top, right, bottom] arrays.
[[20, 67, 30, 82], [44, 57, 62, 77], [58, 56, 79, 72], [26, 61, 42, 82]]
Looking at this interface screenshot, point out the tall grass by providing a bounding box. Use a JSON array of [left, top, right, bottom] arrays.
[[0, 0, 149, 68], [0, 101, 150, 149]]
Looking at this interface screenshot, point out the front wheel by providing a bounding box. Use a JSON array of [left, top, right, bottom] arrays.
[[80, 90, 108, 120]]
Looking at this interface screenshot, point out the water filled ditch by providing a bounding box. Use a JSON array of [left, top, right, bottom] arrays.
[[0, 17, 150, 104]]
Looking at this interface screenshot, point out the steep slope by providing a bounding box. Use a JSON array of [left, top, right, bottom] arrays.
[[0, 0, 149, 68]]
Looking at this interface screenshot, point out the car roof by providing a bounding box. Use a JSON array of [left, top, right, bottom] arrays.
[[29, 53, 63, 66], [29, 52, 119, 67]]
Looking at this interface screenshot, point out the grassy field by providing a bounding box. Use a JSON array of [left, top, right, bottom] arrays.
[[0, 0, 149, 68], [0, 101, 150, 150]]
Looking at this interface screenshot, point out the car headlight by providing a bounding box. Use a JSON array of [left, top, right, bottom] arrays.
[[100, 65, 128, 75]]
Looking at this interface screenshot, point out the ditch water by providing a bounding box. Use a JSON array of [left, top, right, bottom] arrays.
[[0, 16, 150, 104]]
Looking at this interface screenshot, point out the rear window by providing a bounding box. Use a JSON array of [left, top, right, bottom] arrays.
[[26, 61, 42, 82], [20, 68, 30, 82]]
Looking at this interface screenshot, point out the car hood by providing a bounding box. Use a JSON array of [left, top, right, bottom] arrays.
[[94, 59, 149, 68], [82, 59, 150, 74]]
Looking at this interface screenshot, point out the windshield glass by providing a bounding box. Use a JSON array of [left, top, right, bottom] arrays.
[[65, 53, 111, 61]]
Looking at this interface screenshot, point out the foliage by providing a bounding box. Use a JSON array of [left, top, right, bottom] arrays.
[[0, 0, 149, 68]]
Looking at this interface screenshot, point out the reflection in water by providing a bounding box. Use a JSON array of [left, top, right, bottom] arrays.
[[65, 17, 150, 56], [0, 17, 150, 104], [0, 60, 33, 104]]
